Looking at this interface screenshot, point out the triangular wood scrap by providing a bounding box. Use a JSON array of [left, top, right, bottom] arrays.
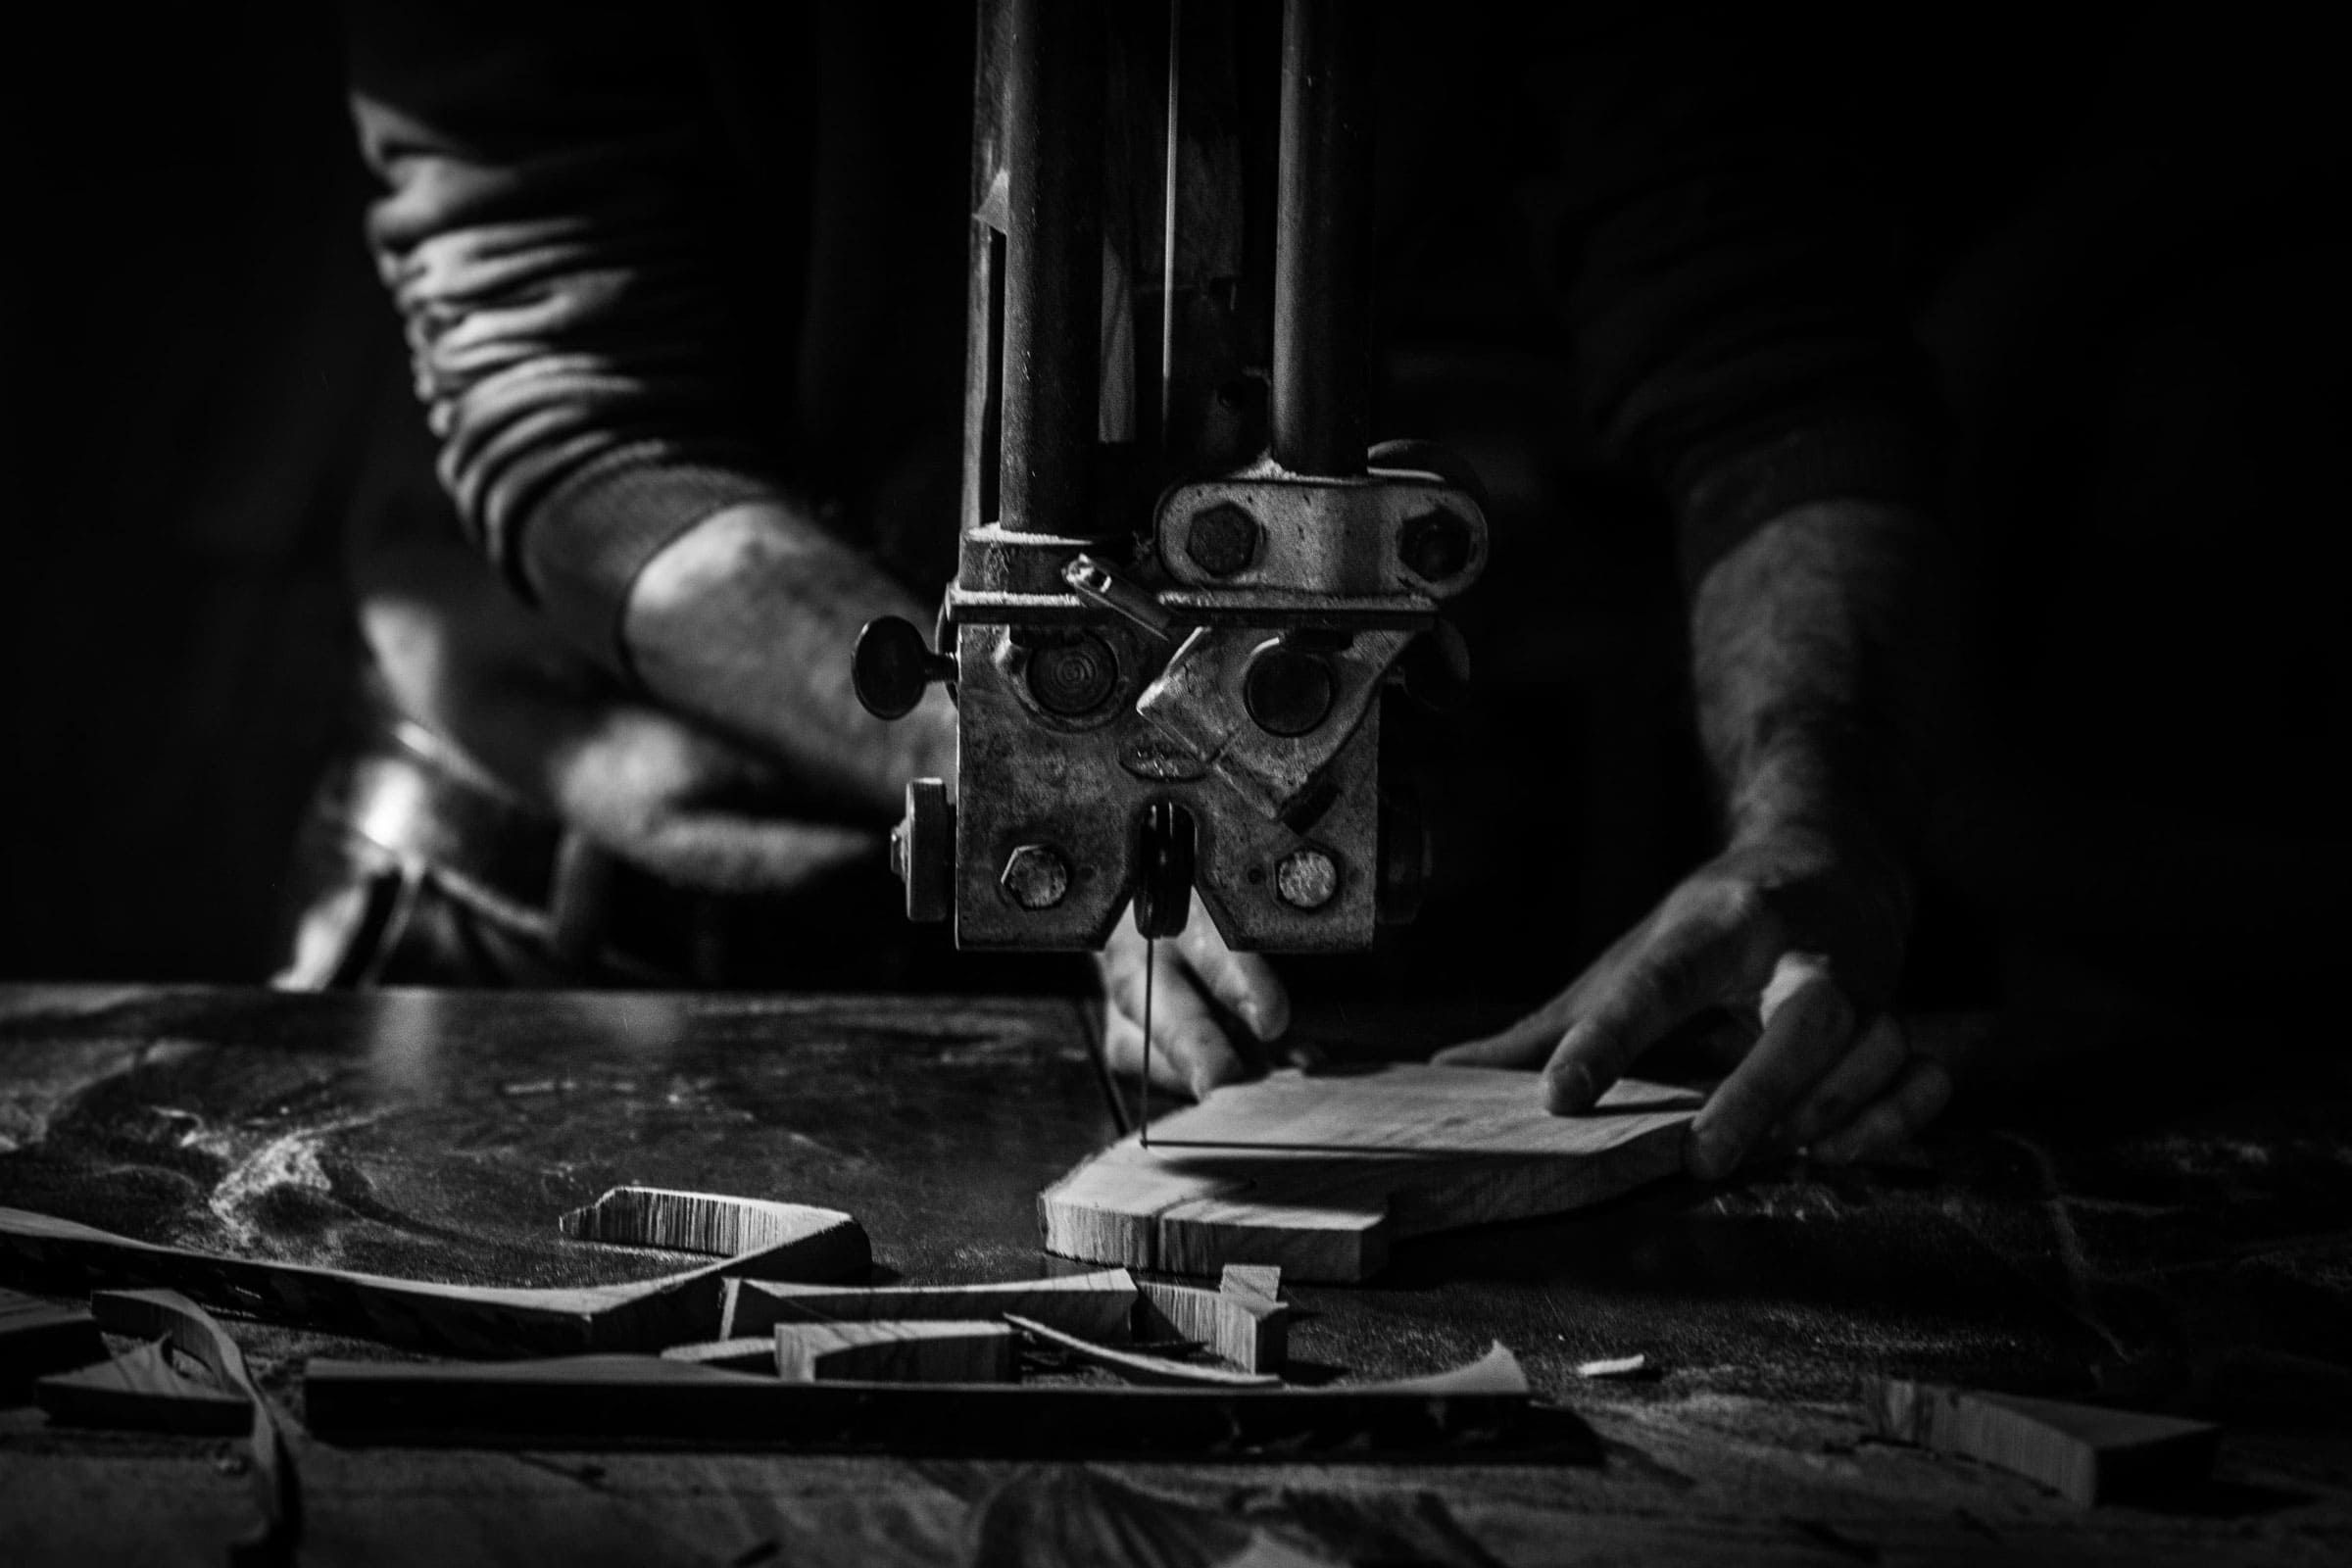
[[2, 1286, 106, 1396], [36, 1338, 252, 1434], [1863, 1376, 2220, 1504], [1136, 1280, 1288, 1374]]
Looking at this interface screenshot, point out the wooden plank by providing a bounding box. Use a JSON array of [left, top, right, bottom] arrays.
[[723, 1267, 1135, 1343], [89, 1290, 297, 1561], [1004, 1312, 1280, 1389], [1862, 1376, 2222, 1505], [0, 1199, 867, 1357], [1, 1285, 106, 1397], [1039, 1065, 1700, 1282], [301, 1343, 1531, 1455], [659, 1337, 776, 1373], [1135, 1281, 1289, 1374], [35, 1339, 253, 1434], [772, 1320, 1014, 1383]]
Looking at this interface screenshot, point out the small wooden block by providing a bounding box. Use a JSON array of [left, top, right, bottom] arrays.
[[1220, 1264, 1282, 1302], [772, 1320, 1014, 1384], [2, 1287, 107, 1398], [1039, 1066, 1700, 1282], [725, 1267, 1135, 1343], [36, 1339, 253, 1434], [1863, 1376, 2221, 1505], [1136, 1281, 1289, 1374]]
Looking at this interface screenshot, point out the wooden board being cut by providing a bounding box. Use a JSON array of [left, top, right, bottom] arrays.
[[1039, 1064, 1701, 1281]]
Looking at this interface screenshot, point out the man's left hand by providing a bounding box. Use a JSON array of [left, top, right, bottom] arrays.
[[1435, 825, 1946, 1175]]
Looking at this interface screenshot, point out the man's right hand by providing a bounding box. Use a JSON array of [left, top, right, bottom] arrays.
[[1097, 894, 1292, 1101]]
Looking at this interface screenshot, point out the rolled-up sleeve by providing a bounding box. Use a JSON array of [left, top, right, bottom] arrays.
[[342, 0, 780, 671], [1522, 3, 1940, 588]]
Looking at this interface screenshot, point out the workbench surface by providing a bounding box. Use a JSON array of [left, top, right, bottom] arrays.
[[2, 984, 2346, 1565]]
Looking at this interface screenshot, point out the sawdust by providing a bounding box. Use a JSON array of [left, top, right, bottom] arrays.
[[0, 1036, 207, 1153]]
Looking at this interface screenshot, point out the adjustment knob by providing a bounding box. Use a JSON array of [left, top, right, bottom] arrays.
[[853, 617, 956, 720]]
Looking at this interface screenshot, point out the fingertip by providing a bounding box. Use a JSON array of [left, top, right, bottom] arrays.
[[1544, 1060, 1598, 1115]]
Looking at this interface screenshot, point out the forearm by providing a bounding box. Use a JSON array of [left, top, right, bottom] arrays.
[[1689, 498, 1944, 858], [623, 500, 955, 824]]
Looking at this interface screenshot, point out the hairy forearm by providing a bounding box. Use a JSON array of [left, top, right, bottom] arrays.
[[623, 501, 955, 824], [1689, 499, 1946, 856]]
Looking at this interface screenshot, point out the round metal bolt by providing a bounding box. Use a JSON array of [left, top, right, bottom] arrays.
[[1000, 844, 1072, 910], [1243, 640, 1337, 737], [1025, 632, 1118, 716], [1397, 508, 1473, 582], [1274, 848, 1340, 910], [1185, 501, 1262, 578]]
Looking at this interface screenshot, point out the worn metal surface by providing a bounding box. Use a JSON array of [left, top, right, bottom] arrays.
[[3, 984, 2351, 1565]]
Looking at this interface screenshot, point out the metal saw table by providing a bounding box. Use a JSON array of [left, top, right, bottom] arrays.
[[2, 984, 2347, 1565]]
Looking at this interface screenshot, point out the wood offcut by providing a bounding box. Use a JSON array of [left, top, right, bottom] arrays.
[[1041, 1064, 1701, 1281], [1004, 1312, 1280, 1388], [0, 1198, 867, 1357], [773, 1319, 1015, 1383], [88, 1290, 297, 1562], [1, 1285, 105, 1397], [36, 1339, 252, 1434], [1135, 1280, 1289, 1373], [1863, 1375, 2222, 1505], [302, 1343, 1533, 1455], [723, 1267, 1136, 1342]]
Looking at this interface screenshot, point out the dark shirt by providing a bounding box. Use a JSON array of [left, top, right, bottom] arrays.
[[342, 0, 1935, 674]]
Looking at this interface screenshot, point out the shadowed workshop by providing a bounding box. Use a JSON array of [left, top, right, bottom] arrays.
[[4, 3, 2349, 1564]]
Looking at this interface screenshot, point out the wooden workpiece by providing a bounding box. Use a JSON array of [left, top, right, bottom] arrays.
[[1040, 1064, 1701, 1281], [2, 1285, 106, 1397], [773, 1319, 1015, 1383], [1863, 1376, 2223, 1505], [723, 1267, 1136, 1342], [35, 1339, 252, 1434], [301, 1343, 1530, 1454], [0, 1197, 868, 1357]]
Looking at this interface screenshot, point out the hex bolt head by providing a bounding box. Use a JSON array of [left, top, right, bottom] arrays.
[[1397, 508, 1473, 582], [1001, 844, 1072, 910], [1185, 501, 1262, 578], [1274, 848, 1340, 910]]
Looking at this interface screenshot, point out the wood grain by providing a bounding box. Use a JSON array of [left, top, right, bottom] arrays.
[[1039, 1065, 1700, 1281], [89, 1290, 297, 1562], [772, 1319, 1014, 1383], [723, 1267, 1135, 1343], [1863, 1376, 2222, 1505], [0, 1199, 868, 1357], [1135, 1281, 1289, 1373], [1, 1285, 105, 1396], [302, 1344, 1532, 1454], [35, 1339, 253, 1434]]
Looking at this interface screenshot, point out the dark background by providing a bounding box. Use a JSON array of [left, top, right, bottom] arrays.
[[3, 5, 2344, 1005]]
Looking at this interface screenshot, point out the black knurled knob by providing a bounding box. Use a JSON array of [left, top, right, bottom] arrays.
[[853, 617, 956, 720]]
